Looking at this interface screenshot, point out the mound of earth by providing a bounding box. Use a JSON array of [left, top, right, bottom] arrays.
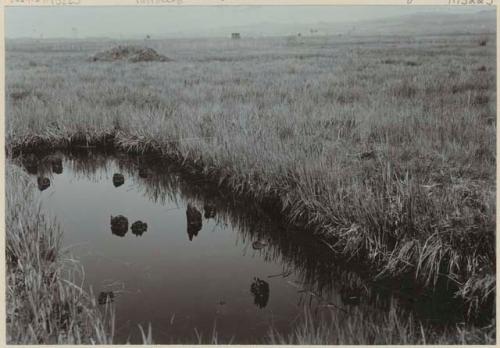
[[91, 46, 171, 63]]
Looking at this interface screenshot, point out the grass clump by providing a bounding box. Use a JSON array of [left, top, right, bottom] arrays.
[[6, 164, 114, 344]]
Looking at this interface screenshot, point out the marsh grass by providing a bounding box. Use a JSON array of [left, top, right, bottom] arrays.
[[118, 304, 496, 345], [6, 164, 114, 344], [269, 303, 496, 345], [6, 32, 496, 341]]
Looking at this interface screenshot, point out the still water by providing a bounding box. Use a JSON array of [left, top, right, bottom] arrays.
[[16, 150, 461, 344]]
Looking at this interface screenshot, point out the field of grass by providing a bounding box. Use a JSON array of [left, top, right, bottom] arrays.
[[6, 32, 496, 342]]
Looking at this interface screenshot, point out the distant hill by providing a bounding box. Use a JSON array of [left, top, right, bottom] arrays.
[[6, 9, 495, 40], [349, 9, 496, 36], [162, 9, 495, 38]]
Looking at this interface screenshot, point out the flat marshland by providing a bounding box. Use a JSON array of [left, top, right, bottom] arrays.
[[6, 32, 496, 343]]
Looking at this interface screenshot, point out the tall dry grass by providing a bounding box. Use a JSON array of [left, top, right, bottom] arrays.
[[6, 164, 114, 344], [269, 303, 496, 345], [6, 33, 496, 326]]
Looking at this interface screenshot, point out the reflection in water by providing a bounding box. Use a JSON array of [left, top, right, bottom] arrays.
[[131, 220, 148, 236], [50, 156, 63, 174], [138, 167, 149, 178], [186, 203, 202, 241], [21, 153, 64, 176], [250, 278, 270, 309], [204, 202, 216, 219], [13, 149, 474, 342], [111, 215, 129, 237], [37, 177, 50, 191], [113, 173, 125, 187], [22, 154, 39, 174]]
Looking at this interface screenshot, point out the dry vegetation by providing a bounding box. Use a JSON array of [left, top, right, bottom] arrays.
[[6, 164, 114, 344], [6, 32, 496, 343], [269, 303, 495, 345]]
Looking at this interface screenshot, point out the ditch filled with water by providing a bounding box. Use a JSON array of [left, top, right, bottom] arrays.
[[14, 149, 470, 344]]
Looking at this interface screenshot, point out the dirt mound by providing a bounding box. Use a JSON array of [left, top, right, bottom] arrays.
[[91, 46, 171, 63]]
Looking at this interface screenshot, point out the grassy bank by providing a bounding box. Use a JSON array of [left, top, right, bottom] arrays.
[[6, 164, 114, 344], [269, 302, 495, 345], [6, 33, 496, 326]]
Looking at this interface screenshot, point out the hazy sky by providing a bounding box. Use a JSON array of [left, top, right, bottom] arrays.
[[6, 5, 487, 39]]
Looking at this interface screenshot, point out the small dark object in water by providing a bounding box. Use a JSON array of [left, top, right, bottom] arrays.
[[204, 202, 216, 219], [111, 215, 128, 237], [113, 173, 125, 187], [478, 65, 487, 72], [252, 239, 268, 250], [138, 168, 149, 178], [98, 291, 114, 305], [186, 203, 202, 241], [37, 177, 50, 191], [250, 277, 270, 309], [131, 220, 148, 236]]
